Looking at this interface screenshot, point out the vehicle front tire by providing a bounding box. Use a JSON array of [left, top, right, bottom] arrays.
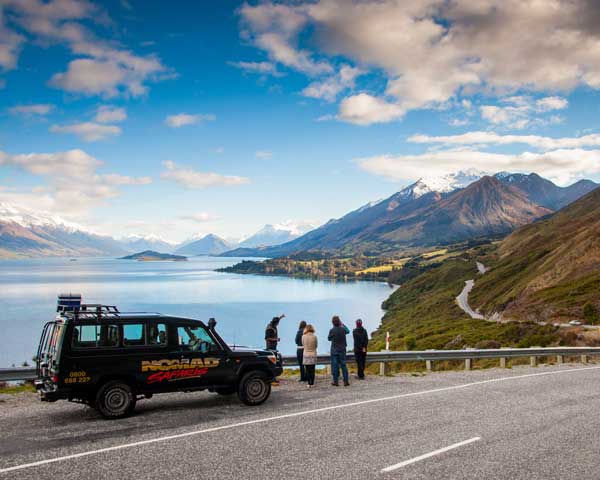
[[237, 371, 271, 406], [95, 381, 136, 419]]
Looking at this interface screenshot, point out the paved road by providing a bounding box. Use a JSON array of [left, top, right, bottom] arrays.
[[456, 279, 485, 320], [2, 364, 600, 479]]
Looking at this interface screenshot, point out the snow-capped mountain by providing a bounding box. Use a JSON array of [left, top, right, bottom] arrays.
[[238, 221, 318, 248], [398, 169, 491, 201], [174, 233, 233, 256], [119, 234, 178, 254], [0, 202, 127, 258]]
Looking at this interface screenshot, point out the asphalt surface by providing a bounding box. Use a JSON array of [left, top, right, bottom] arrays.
[[2, 363, 600, 479]]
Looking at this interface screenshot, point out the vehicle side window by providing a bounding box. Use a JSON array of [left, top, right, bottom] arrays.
[[177, 325, 219, 353], [123, 324, 145, 346], [73, 324, 118, 348], [148, 323, 167, 346]]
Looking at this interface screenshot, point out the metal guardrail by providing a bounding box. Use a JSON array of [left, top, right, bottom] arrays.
[[0, 368, 37, 382], [4, 347, 600, 382]]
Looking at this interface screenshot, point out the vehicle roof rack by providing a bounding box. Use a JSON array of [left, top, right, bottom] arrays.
[[62, 304, 121, 321]]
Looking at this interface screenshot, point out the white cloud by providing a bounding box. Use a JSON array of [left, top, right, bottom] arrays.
[[50, 122, 121, 142], [0, 148, 151, 217], [227, 60, 283, 77], [2, 0, 171, 97], [302, 65, 363, 102], [356, 148, 600, 186], [0, 9, 25, 70], [536, 96, 569, 112], [237, 1, 600, 125], [338, 93, 405, 125], [409, 131, 600, 151], [239, 2, 332, 76], [255, 150, 272, 159], [95, 105, 127, 123], [180, 212, 219, 223], [165, 113, 216, 128], [9, 103, 54, 116], [479, 95, 568, 128], [161, 160, 250, 188]]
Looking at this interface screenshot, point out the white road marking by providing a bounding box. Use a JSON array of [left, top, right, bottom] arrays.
[[2, 365, 599, 474], [381, 437, 481, 473]]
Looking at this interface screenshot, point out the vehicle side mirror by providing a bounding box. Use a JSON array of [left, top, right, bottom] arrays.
[[208, 318, 217, 330]]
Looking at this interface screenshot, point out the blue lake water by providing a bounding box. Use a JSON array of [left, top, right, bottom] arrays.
[[0, 256, 394, 367]]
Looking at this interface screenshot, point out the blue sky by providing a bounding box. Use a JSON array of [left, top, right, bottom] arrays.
[[1, 0, 600, 242]]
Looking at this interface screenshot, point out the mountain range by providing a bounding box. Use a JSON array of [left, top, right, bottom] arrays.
[[0, 203, 317, 259], [223, 171, 598, 257]]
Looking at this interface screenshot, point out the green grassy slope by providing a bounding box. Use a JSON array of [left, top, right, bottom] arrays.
[[470, 186, 600, 323], [371, 256, 560, 351]]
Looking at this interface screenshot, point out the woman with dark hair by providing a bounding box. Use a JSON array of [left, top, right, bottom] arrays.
[[302, 324, 318, 388], [295, 320, 307, 382]]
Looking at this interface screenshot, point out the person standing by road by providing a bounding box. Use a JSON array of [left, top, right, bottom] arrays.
[[353, 319, 369, 380], [302, 324, 318, 388], [328, 316, 350, 387], [265, 314, 285, 351], [295, 320, 307, 382]]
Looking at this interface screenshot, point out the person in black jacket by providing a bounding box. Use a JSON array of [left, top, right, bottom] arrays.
[[295, 320, 307, 382], [353, 319, 369, 380], [265, 314, 285, 351]]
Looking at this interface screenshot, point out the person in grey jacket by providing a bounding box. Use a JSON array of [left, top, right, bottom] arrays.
[[328, 316, 350, 386]]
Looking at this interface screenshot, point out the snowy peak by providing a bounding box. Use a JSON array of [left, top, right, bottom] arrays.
[[238, 221, 318, 248], [0, 201, 85, 233], [396, 169, 490, 201]]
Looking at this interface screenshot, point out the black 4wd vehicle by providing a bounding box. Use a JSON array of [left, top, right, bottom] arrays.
[[35, 295, 283, 419]]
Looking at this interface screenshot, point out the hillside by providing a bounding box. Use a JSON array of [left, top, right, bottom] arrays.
[[470, 186, 600, 323], [370, 255, 560, 352], [120, 250, 187, 261]]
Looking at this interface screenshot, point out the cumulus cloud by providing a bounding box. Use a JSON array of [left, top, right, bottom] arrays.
[[536, 96, 569, 112], [237, 1, 600, 125], [227, 60, 283, 77], [161, 160, 250, 188], [408, 131, 600, 151], [302, 65, 363, 102], [50, 122, 121, 142], [165, 113, 216, 128], [9, 103, 54, 116], [95, 105, 127, 123], [2, 0, 171, 97], [357, 148, 600, 186], [0, 148, 151, 216], [338, 93, 405, 125], [238, 2, 332, 76]]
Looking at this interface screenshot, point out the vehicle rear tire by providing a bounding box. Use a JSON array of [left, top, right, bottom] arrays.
[[95, 381, 136, 419], [237, 371, 271, 406], [215, 386, 236, 396]]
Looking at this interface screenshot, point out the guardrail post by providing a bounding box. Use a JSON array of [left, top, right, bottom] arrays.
[[500, 357, 507, 368], [556, 355, 563, 364], [425, 360, 432, 372], [465, 358, 472, 370], [581, 354, 588, 364], [379, 361, 389, 376], [530, 356, 537, 367]]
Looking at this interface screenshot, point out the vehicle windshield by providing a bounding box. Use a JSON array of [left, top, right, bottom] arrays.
[[36, 321, 64, 376]]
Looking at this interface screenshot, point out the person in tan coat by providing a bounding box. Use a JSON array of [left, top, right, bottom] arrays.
[[302, 324, 318, 388]]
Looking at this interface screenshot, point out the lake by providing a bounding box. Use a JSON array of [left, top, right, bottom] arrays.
[[0, 256, 394, 367]]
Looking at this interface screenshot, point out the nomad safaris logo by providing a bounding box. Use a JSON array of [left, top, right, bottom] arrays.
[[141, 358, 220, 383]]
